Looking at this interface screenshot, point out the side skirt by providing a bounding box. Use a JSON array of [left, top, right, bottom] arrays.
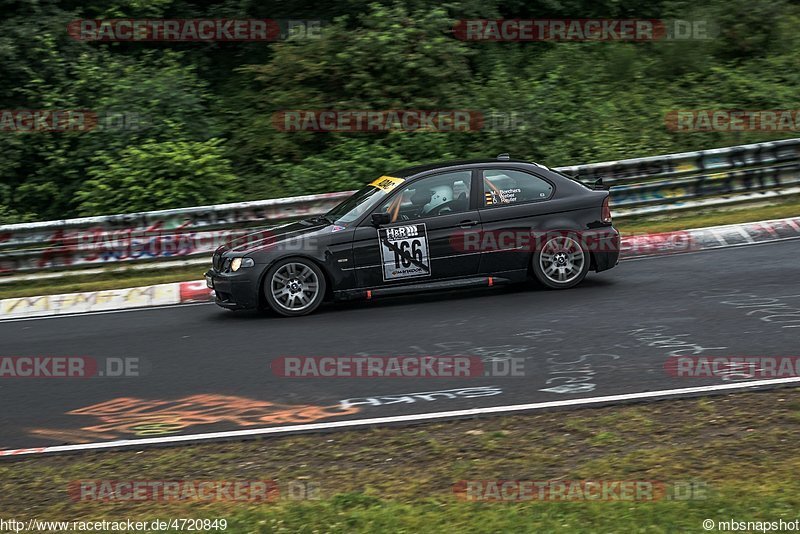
[[333, 275, 516, 301]]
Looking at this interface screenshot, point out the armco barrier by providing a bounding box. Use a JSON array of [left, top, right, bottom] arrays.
[[0, 192, 352, 274], [2, 217, 798, 320], [1, 139, 798, 275], [558, 138, 800, 189]]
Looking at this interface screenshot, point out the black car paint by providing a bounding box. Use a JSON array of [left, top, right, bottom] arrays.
[[205, 160, 620, 310]]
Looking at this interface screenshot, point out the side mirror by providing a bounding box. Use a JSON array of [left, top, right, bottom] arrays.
[[371, 212, 391, 226]]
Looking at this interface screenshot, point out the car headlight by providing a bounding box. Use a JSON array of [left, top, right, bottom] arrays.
[[230, 257, 254, 272]]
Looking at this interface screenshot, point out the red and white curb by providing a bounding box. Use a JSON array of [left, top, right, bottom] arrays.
[[1, 216, 798, 321], [620, 215, 800, 257]]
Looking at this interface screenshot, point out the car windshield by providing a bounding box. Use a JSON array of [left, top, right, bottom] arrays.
[[325, 176, 404, 225]]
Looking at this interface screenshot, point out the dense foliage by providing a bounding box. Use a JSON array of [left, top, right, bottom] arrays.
[[1, 0, 797, 222]]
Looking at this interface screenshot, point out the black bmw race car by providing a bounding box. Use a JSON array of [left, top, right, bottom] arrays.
[[206, 155, 620, 316]]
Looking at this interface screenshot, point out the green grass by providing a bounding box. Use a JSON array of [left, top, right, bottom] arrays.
[[0, 264, 205, 300], [618, 195, 799, 234], [2, 388, 800, 532], [1, 198, 797, 300], [213, 496, 800, 533]]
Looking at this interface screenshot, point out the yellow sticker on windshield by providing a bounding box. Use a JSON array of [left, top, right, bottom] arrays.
[[369, 175, 404, 191]]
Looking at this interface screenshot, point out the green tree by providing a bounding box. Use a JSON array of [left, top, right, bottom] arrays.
[[75, 138, 238, 215]]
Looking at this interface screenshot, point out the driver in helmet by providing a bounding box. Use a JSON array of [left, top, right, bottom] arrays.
[[422, 184, 453, 215]]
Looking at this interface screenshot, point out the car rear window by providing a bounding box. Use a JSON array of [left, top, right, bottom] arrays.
[[482, 169, 553, 206]]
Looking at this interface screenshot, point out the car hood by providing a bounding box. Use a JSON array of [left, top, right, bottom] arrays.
[[216, 219, 332, 256]]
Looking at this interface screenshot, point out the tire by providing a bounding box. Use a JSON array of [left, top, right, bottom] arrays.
[[263, 258, 327, 317], [531, 234, 589, 289]]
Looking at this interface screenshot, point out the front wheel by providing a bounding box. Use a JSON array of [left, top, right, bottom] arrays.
[[531, 235, 589, 289], [263, 258, 326, 317]]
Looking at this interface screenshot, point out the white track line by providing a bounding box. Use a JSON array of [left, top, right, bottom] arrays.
[[2, 377, 799, 457]]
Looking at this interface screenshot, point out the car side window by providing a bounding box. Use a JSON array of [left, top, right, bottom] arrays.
[[482, 169, 553, 207], [377, 170, 472, 223]]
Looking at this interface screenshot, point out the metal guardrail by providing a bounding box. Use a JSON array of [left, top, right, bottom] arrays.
[[1, 138, 798, 275], [0, 192, 352, 275], [559, 138, 800, 185]]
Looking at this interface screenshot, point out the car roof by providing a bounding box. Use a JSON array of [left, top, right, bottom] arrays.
[[389, 158, 536, 178]]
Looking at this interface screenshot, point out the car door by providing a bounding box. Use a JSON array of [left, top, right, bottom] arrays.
[[476, 167, 557, 274], [352, 169, 483, 288]]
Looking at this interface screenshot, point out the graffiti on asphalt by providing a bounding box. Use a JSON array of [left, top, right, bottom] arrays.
[[49, 394, 360, 438], [340, 385, 503, 409]]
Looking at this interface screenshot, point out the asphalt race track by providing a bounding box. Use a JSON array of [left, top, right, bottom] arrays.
[[1, 239, 799, 453]]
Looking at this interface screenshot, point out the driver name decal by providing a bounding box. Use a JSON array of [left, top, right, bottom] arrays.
[[486, 188, 522, 205], [379, 223, 431, 281]]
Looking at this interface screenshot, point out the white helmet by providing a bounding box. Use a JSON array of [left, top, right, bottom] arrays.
[[422, 184, 453, 214]]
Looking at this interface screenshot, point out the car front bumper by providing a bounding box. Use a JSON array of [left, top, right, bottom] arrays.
[[205, 268, 262, 310]]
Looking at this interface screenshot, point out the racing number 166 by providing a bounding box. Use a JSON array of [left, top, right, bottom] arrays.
[[394, 239, 424, 268]]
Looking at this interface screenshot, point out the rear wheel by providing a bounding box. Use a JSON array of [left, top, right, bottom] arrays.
[[263, 259, 326, 317], [531, 235, 589, 289]]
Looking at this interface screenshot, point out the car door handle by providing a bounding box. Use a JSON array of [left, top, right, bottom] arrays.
[[459, 220, 479, 228]]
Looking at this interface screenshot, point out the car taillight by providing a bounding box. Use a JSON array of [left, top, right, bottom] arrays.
[[602, 196, 612, 223]]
